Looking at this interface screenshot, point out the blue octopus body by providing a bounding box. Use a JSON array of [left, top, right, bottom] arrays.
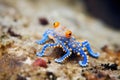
[[36, 28, 100, 67]]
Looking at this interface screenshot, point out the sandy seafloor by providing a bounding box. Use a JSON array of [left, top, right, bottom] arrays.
[[0, 0, 120, 80]]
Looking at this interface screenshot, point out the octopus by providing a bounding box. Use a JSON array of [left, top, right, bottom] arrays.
[[36, 22, 100, 66]]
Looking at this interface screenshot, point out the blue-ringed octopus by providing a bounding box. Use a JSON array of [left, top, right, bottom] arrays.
[[36, 22, 100, 66]]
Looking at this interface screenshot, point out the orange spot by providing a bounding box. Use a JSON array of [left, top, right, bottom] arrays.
[[53, 22, 60, 28], [65, 30, 72, 38]]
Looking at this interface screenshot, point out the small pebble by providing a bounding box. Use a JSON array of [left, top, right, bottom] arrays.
[[46, 71, 57, 80], [17, 75, 26, 80], [7, 27, 22, 38], [47, 60, 51, 64], [101, 63, 118, 70], [33, 58, 47, 68], [38, 17, 49, 26]]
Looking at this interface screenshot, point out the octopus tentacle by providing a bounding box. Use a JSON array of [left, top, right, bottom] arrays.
[[82, 40, 100, 58], [78, 49, 88, 67], [36, 35, 49, 45], [36, 29, 54, 45], [36, 43, 59, 57]]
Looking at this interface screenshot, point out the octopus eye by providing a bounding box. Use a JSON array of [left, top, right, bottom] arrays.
[[65, 30, 72, 38], [53, 22, 60, 28]]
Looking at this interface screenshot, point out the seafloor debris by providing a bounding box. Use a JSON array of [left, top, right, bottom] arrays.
[[101, 45, 120, 66], [0, 34, 14, 57], [16, 75, 26, 80], [7, 27, 22, 38], [101, 63, 118, 70], [0, 54, 24, 80], [46, 71, 57, 80], [82, 71, 115, 80], [33, 58, 47, 68], [38, 17, 49, 26]]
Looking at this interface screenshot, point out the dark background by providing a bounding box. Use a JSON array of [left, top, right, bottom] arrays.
[[83, 0, 120, 30]]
